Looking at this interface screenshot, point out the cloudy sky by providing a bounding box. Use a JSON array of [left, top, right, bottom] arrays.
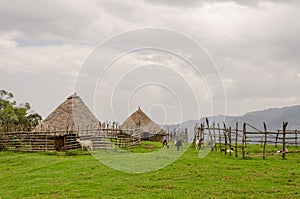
[[1, 0, 300, 125]]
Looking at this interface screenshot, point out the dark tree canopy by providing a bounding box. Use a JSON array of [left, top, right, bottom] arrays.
[[0, 90, 42, 131]]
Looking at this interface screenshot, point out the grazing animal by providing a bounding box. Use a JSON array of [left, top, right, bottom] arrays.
[[173, 140, 177, 146], [162, 139, 169, 149], [76, 138, 93, 150], [195, 139, 200, 150], [277, 148, 288, 153], [226, 148, 234, 153], [221, 148, 234, 153]]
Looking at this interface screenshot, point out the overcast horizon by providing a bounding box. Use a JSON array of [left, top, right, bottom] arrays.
[[1, 0, 300, 125]]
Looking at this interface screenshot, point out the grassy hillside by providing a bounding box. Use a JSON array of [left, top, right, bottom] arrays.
[[0, 143, 299, 198]]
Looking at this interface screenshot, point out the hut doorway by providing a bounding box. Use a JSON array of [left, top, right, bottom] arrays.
[[55, 135, 65, 151], [141, 132, 150, 141]]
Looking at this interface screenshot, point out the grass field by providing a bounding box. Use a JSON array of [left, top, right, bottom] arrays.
[[0, 142, 299, 198]]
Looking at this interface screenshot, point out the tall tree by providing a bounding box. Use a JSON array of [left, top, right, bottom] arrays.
[[0, 90, 42, 131]]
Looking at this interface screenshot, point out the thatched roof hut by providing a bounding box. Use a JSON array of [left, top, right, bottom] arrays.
[[33, 93, 100, 134], [120, 107, 167, 141]]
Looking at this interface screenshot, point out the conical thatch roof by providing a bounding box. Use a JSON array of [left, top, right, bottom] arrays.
[[33, 93, 100, 134], [120, 107, 167, 135]]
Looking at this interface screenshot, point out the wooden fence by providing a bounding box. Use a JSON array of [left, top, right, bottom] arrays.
[[0, 131, 55, 152], [0, 127, 141, 152], [194, 119, 300, 159]]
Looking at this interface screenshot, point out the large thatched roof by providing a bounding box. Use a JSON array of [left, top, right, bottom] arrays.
[[120, 107, 166, 135], [33, 93, 100, 133]]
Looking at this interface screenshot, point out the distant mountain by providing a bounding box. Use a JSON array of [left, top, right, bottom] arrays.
[[162, 105, 300, 142]]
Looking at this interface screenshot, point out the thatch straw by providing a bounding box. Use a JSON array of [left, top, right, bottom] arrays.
[[33, 93, 100, 134], [120, 107, 167, 135]]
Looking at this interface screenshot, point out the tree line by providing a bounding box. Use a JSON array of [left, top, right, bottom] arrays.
[[0, 90, 42, 132]]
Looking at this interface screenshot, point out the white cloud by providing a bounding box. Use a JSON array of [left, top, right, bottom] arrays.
[[0, 0, 300, 123], [0, 31, 22, 49], [0, 31, 92, 76]]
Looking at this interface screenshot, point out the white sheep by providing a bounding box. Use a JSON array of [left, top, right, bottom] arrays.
[[226, 148, 234, 153], [277, 148, 288, 153], [76, 138, 93, 150], [221, 148, 234, 153], [195, 139, 200, 150]]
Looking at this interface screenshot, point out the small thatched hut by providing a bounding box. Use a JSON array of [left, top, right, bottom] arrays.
[[33, 93, 101, 149], [120, 107, 167, 142]]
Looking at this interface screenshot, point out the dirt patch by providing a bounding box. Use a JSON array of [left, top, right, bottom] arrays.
[[144, 144, 154, 149]]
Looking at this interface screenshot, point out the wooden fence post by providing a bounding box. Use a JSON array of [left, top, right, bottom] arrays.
[[275, 130, 279, 148], [200, 123, 204, 149], [193, 123, 197, 146], [295, 130, 298, 148], [223, 122, 227, 155], [235, 122, 238, 158], [30, 131, 33, 151], [229, 127, 232, 156], [263, 122, 267, 159], [213, 122, 217, 151], [242, 123, 246, 159], [218, 123, 222, 153], [45, 132, 48, 151], [205, 118, 214, 151], [282, 122, 288, 159]]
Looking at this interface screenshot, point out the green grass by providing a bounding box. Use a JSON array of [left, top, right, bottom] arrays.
[[0, 143, 299, 198]]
